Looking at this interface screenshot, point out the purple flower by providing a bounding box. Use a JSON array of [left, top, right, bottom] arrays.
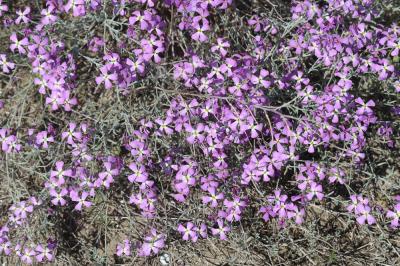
[[40, 5, 57, 25], [202, 187, 224, 208], [211, 219, 230, 240], [128, 140, 150, 162], [126, 57, 145, 74], [138, 228, 165, 257], [198, 223, 208, 238], [246, 120, 263, 138], [155, 117, 174, 135], [129, 10, 152, 30], [70, 190, 92, 211], [388, 39, 400, 57], [10, 33, 29, 54], [211, 38, 230, 57], [200, 175, 219, 191], [175, 167, 196, 191], [177, 222, 198, 242], [191, 21, 209, 42], [355, 97, 375, 115], [347, 195, 368, 213], [251, 69, 271, 88], [64, 0, 86, 17], [0, 54, 15, 73], [15, 6, 30, 24], [376, 59, 394, 80], [116, 239, 131, 257], [355, 205, 375, 225], [241, 167, 261, 185], [95, 66, 118, 89], [20, 248, 36, 264], [1, 134, 21, 153], [185, 123, 205, 144], [328, 167, 345, 184], [50, 188, 68, 206], [12, 201, 34, 219], [224, 196, 247, 212], [45, 91, 64, 111], [35, 244, 54, 262], [97, 162, 119, 188], [61, 123, 82, 145], [306, 182, 324, 201], [36, 131, 54, 149], [128, 163, 148, 183], [386, 203, 400, 228], [0, 238, 11, 255], [293, 207, 306, 224], [225, 207, 242, 222], [0, 0, 8, 16], [50, 161, 73, 183]]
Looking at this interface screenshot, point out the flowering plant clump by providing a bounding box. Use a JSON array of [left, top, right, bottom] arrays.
[[0, 0, 399, 264]]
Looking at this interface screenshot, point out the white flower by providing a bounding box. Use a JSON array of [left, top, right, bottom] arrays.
[[159, 253, 170, 265]]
